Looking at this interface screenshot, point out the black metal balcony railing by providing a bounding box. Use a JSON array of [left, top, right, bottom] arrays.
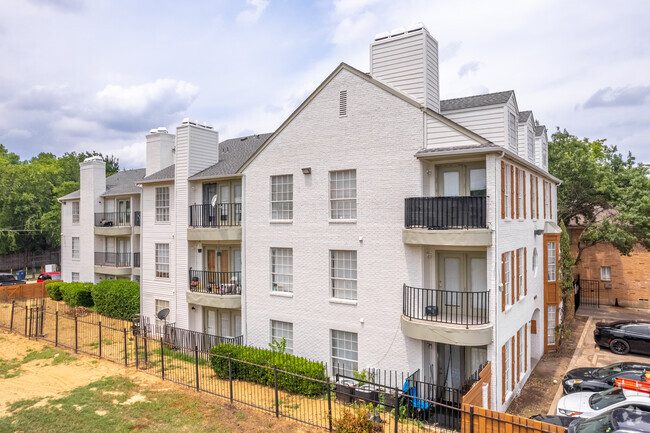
[[189, 268, 241, 295], [134, 211, 141, 226], [188, 203, 242, 228], [94, 212, 132, 227], [133, 252, 140, 268], [95, 252, 132, 267], [403, 284, 489, 326], [404, 196, 487, 230]]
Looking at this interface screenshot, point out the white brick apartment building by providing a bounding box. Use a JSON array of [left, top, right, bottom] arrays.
[[61, 24, 559, 411]]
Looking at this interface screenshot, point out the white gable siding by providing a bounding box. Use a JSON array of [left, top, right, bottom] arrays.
[[437, 105, 506, 147], [425, 115, 480, 148]]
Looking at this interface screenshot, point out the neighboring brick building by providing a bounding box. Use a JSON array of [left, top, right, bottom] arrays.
[[569, 226, 650, 309]]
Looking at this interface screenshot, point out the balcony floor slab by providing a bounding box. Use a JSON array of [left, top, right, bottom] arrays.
[[94, 226, 132, 236], [186, 290, 241, 309], [94, 266, 132, 276], [401, 315, 493, 346], [187, 227, 242, 242], [402, 228, 492, 247]]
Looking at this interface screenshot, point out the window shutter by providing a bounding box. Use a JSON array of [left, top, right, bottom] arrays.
[[515, 167, 520, 219], [501, 161, 505, 219], [502, 344, 506, 403], [511, 251, 516, 305], [516, 250, 520, 300], [536, 177, 539, 219], [523, 170, 526, 219], [524, 247, 528, 296], [525, 323, 528, 372], [543, 181, 547, 219], [530, 174, 533, 218], [511, 339, 516, 391], [531, 319, 537, 334], [516, 330, 521, 382], [501, 253, 506, 312], [510, 165, 515, 219]]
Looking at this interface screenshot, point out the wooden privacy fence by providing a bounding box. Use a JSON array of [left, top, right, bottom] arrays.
[[461, 362, 491, 408], [0, 250, 59, 272], [462, 404, 565, 433], [0, 282, 47, 301]]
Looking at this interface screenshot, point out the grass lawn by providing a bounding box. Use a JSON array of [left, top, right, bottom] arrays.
[[0, 346, 75, 378]]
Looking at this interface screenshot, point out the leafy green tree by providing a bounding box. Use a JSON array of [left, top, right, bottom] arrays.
[[559, 221, 575, 325], [549, 129, 650, 264]]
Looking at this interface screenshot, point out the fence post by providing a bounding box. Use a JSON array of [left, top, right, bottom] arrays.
[[469, 405, 474, 433], [123, 328, 128, 367], [160, 337, 165, 380], [394, 386, 399, 433], [9, 300, 14, 331], [28, 307, 32, 338], [144, 336, 148, 366], [228, 354, 233, 404], [55, 311, 58, 347], [194, 345, 199, 391], [24, 305, 28, 336], [327, 377, 332, 432], [134, 334, 139, 370], [274, 364, 279, 418], [98, 321, 102, 358], [34, 307, 39, 339], [74, 316, 78, 353]]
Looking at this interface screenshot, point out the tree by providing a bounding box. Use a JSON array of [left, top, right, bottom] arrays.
[[559, 221, 575, 325], [549, 129, 650, 264]]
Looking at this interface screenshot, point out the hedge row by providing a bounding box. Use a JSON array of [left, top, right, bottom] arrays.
[[210, 344, 327, 397], [45, 280, 139, 319]]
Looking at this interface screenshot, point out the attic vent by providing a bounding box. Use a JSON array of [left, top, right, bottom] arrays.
[[339, 90, 347, 117]]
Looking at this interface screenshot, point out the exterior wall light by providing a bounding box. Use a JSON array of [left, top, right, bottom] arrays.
[[301, 167, 311, 174]]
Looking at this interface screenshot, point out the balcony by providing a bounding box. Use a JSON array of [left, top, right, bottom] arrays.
[[186, 268, 242, 309], [403, 197, 491, 246], [401, 284, 493, 346], [94, 211, 134, 236], [187, 204, 242, 242], [94, 252, 132, 276], [133, 252, 140, 268]]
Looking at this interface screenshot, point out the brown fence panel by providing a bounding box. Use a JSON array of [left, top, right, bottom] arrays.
[[462, 404, 566, 433], [462, 362, 491, 408], [0, 282, 47, 301]]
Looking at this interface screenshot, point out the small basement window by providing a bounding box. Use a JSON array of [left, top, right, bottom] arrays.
[[339, 90, 347, 117]]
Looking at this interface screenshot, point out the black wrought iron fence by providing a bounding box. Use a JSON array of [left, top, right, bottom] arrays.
[[188, 268, 241, 295], [94, 252, 131, 267], [94, 211, 131, 227], [405, 196, 487, 229], [188, 203, 242, 228], [403, 284, 489, 326]]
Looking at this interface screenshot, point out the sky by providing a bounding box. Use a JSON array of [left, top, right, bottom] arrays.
[[0, 0, 648, 168]]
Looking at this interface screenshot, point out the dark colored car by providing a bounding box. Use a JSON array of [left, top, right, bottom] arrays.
[[594, 321, 650, 356], [0, 273, 25, 286], [37, 272, 62, 282], [568, 407, 650, 433], [563, 362, 650, 394], [530, 414, 575, 427]]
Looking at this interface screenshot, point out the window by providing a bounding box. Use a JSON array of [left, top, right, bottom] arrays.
[[504, 339, 512, 394], [504, 164, 512, 218], [531, 175, 537, 219], [330, 170, 357, 220], [331, 250, 357, 300], [519, 327, 525, 378], [508, 113, 518, 152], [517, 169, 523, 218], [544, 181, 551, 218], [504, 252, 511, 307], [532, 248, 538, 277], [155, 299, 170, 326], [72, 201, 80, 224], [155, 244, 169, 278], [270, 320, 293, 354], [331, 330, 358, 374], [339, 90, 348, 117], [542, 143, 548, 169], [547, 241, 556, 282], [518, 248, 525, 300], [71, 272, 79, 282], [601, 266, 611, 281], [527, 129, 535, 162], [271, 175, 293, 220], [72, 237, 80, 259], [547, 306, 556, 345], [155, 187, 170, 222], [270, 248, 293, 292]]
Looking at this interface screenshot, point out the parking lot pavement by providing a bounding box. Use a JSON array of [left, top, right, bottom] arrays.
[[547, 306, 650, 414]]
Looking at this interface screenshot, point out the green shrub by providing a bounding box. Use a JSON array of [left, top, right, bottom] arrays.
[[91, 280, 139, 320], [60, 282, 94, 308], [333, 405, 383, 433], [209, 344, 327, 397], [45, 281, 65, 301]]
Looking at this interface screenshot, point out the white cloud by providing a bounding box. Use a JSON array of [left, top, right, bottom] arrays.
[[584, 86, 650, 109], [112, 141, 147, 169], [11, 84, 72, 111], [236, 0, 270, 25], [458, 61, 480, 78], [1, 128, 32, 139]]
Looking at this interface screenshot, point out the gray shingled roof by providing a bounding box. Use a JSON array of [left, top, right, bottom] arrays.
[[535, 125, 547, 136], [440, 91, 514, 112], [189, 133, 272, 180], [101, 168, 146, 197], [59, 190, 80, 201], [140, 164, 175, 183], [519, 111, 532, 123]]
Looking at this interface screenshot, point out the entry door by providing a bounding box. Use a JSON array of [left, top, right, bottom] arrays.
[[437, 344, 463, 389], [117, 200, 130, 225], [220, 311, 232, 338], [203, 183, 217, 226], [219, 184, 230, 222], [234, 313, 242, 337], [234, 184, 242, 222], [220, 250, 229, 274], [117, 239, 130, 267], [205, 309, 217, 335], [469, 255, 487, 316], [438, 253, 464, 307]]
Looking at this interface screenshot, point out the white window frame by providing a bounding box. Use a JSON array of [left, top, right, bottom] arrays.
[[519, 326, 525, 378], [270, 320, 293, 354], [330, 250, 357, 300], [72, 201, 80, 224], [331, 329, 358, 375], [508, 113, 518, 152], [270, 248, 293, 293], [270, 175, 293, 220], [155, 187, 170, 223], [518, 248, 525, 300], [504, 252, 511, 307], [547, 241, 556, 282], [329, 170, 357, 220], [155, 299, 170, 326], [71, 272, 79, 282], [72, 237, 80, 260], [547, 306, 557, 345], [155, 243, 169, 278], [504, 164, 511, 218], [601, 266, 611, 281], [505, 339, 512, 394]]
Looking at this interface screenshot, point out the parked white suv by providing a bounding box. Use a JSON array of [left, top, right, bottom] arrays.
[[557, 387, 650, 418]]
